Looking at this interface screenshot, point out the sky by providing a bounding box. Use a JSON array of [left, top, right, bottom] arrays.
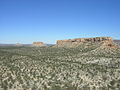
[[0, 0, 120, 44]]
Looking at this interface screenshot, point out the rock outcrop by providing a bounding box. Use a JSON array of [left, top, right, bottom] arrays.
[[56, 37, 115, 47], [15, 43, 23, 46], [32, 42, 45, 47]]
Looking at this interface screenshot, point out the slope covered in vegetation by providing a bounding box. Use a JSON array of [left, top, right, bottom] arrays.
[[0, 42, 120, 90]]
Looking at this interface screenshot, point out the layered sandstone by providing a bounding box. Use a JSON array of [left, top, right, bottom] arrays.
[[56, 37, 114, 47], [32, 42, 45, 47]]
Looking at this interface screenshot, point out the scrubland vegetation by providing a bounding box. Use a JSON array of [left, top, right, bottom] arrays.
[[0, 42, 120, 90]]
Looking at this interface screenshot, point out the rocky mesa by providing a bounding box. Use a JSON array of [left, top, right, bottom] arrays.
[[32, 42, 45, 47], [56, 37, 118, 48]]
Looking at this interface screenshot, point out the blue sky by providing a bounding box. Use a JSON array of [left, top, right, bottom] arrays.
[[0, 0, 120, 44]]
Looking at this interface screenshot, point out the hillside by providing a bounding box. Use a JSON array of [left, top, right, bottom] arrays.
[[0, 37, 120, 90]]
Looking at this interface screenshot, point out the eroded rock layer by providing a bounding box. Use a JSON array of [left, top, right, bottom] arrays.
[[56, 37, 114, 47], [32, 42, 45, 47]]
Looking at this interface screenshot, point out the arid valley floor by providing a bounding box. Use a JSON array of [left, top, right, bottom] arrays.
[[0, 37, 120, 90]]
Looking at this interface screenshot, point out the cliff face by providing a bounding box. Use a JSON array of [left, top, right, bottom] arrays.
[[32, 42, 45, 47], [56, 37, 114, 47]]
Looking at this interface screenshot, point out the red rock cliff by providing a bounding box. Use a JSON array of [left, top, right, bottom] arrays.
[[33, 42, 45, 47], [56, 37, 113, 47]]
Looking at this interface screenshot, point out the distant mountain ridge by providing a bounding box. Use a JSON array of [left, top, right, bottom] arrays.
[[0, 37, 120, 47], [0, 44, 32, 47], [114, 40, 120, 45]]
